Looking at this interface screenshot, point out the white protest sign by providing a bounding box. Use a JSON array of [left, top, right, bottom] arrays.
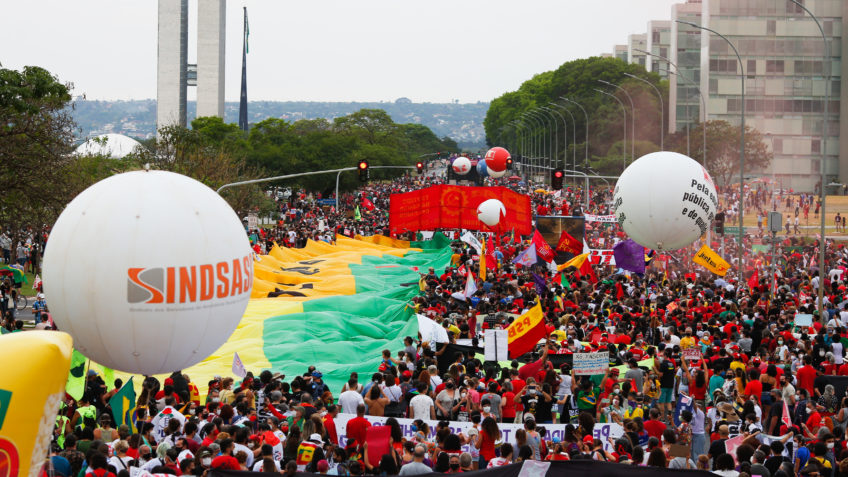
[[484, 329, 508, 362], [573, 351, 609, 375], [584, 214, 617, 223], [682, 348, 702, 361]]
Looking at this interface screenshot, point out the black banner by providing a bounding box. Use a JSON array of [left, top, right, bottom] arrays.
[[211, 459, 715, 477]]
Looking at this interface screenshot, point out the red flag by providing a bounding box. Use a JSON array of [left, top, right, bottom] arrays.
[[532, 230, 555, 263], [362, 197, 375, 211], [781, 398, 792, 430], [615, 282, 624, 300], [506, 303, 546, 358], [485, 237, 497, 270], [748, 269, 759, 290], [555, 230, 582, 255]]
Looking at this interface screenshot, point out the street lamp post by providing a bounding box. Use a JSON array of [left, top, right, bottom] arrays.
[[561, 97, 590, 172], [599, 79, 636, 163], [527, 111, 549, 179], [658, 68, 707, 162], [678, 20, 746, 275], [524, 112, 546, 181], [521, 113, 540, 178], [623, 72, 663, 150], [788, 0, 830, 317], [541, 106, 566, 170], [548, 102, 577, 175], [594, 88, 628, 171], [536, 108, 559, 172]]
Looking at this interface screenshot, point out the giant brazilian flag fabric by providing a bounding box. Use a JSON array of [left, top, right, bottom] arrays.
[[109, 234, 452, 396]]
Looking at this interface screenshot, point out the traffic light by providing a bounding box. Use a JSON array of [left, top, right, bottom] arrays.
[[506, 157, 513, 170], [552, 168, 564, 189], [358, 160, 369, 182], [714, 211, 725, 235], [416, 161, 424, 175]]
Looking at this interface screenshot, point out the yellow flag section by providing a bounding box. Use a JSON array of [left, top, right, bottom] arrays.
[[692, 244, 731, 276], [108, 235, 451, 397], [0, 331, 73, 477]]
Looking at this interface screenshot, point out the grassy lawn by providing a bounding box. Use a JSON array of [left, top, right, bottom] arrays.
[[736, 195, 848, 239], [20, 271, 38, 297]]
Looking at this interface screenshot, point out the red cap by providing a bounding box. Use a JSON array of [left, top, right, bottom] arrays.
[[733, 353, 741, 360], [583, 435, 595, 443], [211, 456, 240, 471], [164, 378, 174, 386], [402, 370, 412, 378]]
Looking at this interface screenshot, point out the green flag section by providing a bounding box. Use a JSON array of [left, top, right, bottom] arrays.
[[260, 243, 451, 394], [66, 349, 87, 400], [411, 232, 452, 250], [109, 377, 137, 427], [66, 349, 119, 400], [263, 293, 419, 395]]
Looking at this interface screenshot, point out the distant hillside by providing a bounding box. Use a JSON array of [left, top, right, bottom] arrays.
[[70, 98, 489, 149]]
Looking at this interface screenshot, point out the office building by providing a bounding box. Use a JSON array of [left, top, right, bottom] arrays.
[[610, 0, 848, 191]]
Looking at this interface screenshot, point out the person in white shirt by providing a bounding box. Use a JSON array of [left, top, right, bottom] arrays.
[[339, 380, 366, 414], [109, 441, 133, 473], [409, 382, 436, 420]]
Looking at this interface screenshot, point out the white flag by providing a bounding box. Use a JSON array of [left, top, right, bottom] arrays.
[[461, 231, 482, 254], [232, 352, 247, 378], [464, 272, 478, 298]]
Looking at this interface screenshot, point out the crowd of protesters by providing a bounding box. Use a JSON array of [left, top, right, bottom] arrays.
[[33, 160, 848, 477]]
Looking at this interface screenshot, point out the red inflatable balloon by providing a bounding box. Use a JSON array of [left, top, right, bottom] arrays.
[[485, 147, 510, 172]]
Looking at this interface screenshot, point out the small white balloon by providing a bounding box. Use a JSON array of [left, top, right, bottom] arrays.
[[42, 170, 253, 375], [477, 199, 507, 227], [613, 151, 718, 251], [452, 157, 472, 175], [488, 168, 507, 179]]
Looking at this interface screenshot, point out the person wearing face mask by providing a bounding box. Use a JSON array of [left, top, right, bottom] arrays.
[[435, 380, 459, 420], [603, 394, 625, 424]]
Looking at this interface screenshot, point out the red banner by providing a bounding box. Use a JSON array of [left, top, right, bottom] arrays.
[[389, 185, 532, 235]]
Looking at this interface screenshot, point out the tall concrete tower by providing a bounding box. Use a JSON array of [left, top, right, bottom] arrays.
[[197, 0, 226, 118], [156, 0, 188, 129], [157, 0, 226, 132]]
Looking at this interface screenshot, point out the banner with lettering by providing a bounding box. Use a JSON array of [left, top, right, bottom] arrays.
[[389, 185, 532, 235], [584, 214, 617, 223], [331, 413, 624, 452]]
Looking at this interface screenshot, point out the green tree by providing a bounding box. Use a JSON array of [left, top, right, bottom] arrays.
[[666, 120, 772, 187], [485, 57, 666, 173], [0, 66, 77, 259]]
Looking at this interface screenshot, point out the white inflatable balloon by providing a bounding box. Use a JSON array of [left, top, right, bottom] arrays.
[[613, 151, 718, 251], [477, 199, 507, 227], [42, 170, 253, 375], [488, 168, 507, 179], [452, 157, 472, 175]]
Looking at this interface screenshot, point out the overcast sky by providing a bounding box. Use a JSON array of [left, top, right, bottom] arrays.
[[1, 0, 680, 103]]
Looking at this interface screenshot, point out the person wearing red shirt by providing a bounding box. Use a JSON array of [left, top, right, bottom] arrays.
[[643, 408, 667, 440], [837, 362, 848, 376], [345, 404, 371, 450], [744, 369, 763, 400], [510, 369, 526, 422], [323, 405, 339, 445], [797, 356, 818, 397], [501, 383, 517, 422]]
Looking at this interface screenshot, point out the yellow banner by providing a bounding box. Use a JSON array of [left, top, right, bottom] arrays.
[[692, 244, 731, 276], [0, 331, 73, 477]]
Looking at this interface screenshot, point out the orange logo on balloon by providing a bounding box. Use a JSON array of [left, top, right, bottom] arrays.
[[0, 438, 20, 477]]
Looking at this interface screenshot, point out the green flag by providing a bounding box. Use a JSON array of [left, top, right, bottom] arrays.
[[108, 377, 136, 428], [92, 363, 116, 391], [354, 206, 361, 221], [65, 350, 87, 400]]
